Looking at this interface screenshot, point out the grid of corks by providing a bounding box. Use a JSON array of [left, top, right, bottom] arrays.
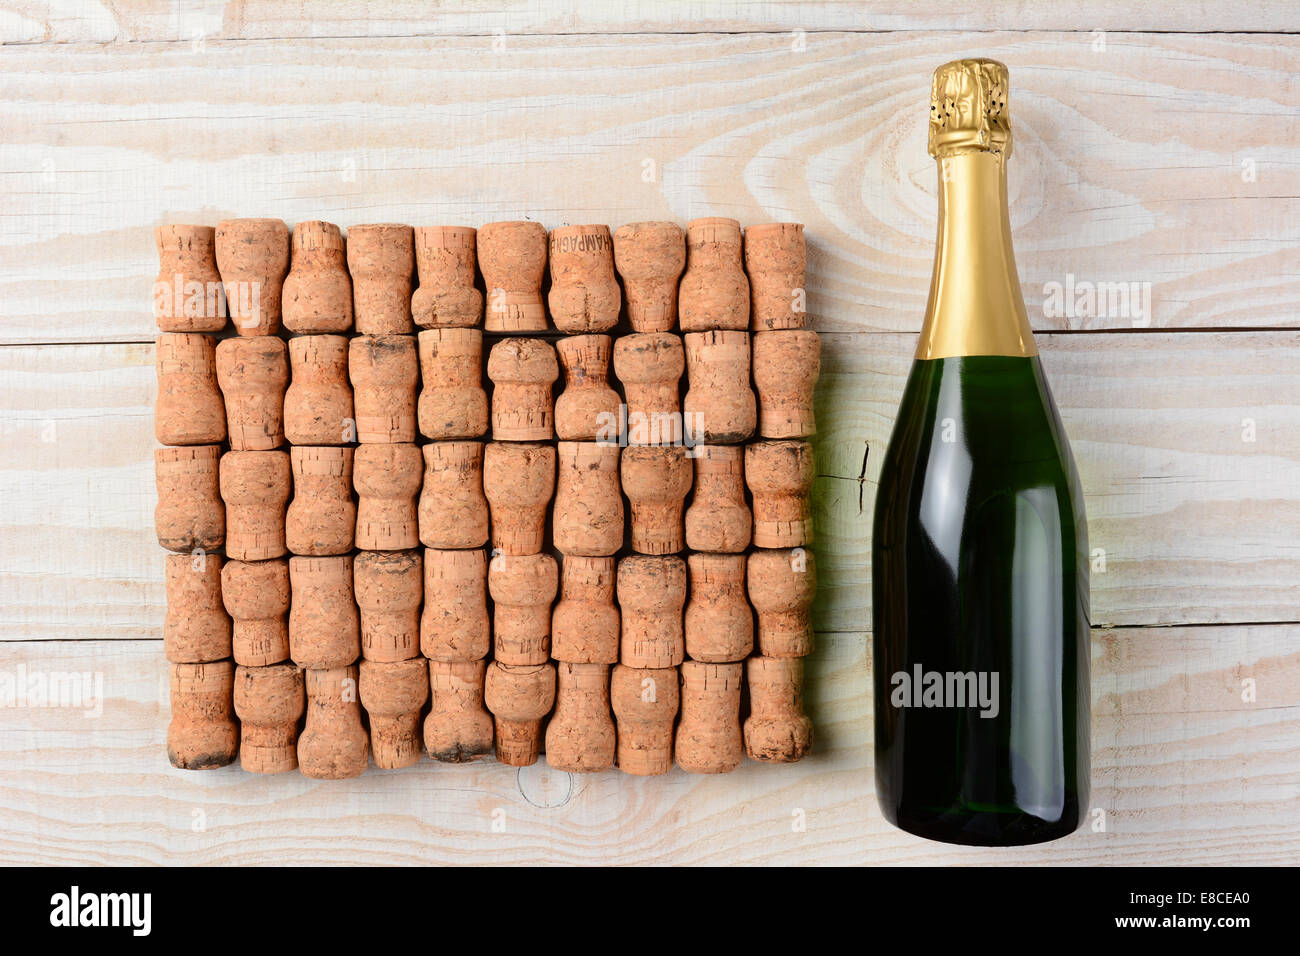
[[154, 215, 818, 778]]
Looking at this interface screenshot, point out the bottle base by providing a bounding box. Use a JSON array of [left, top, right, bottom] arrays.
[[885, 803, 1083, 847]]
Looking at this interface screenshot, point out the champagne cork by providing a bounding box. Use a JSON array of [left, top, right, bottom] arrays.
[[222, 558, 290, 666], [154, 224, 225, 333], [219, 450, 289, 561], [167, 661, 238, 770], [355, 549, 422, 663], [675, 660, 744, 774], [611, 332, 684, 445], [679, 217, 749, 333], [744, 655, 813, 762], [552, 555, 619, 664], [282, 220, 353, 334], [155, 333, 225, 445], [288, 555, 360, 668], [421, 548, 490, 662], [744, 223, 807, 331], [164, 552, 231, 663], [617, 555, 686, 668], [417, 329, 488, 439], [745, 440, 814, 548], [215, 336, 288, 450], [620, 445, 691, 555], [418, 441, 489, 549], [611, 664, 679, 776], [349, 334, 418, 443], [412, 226, 482, 329], [215, 217, 289, 336], [684, 445, 751, 553], [685, 553, 753, 663], [547, 224, 619, 333], [233, 662, 304, 774], [478, 221, 547, 332], [425, 658, 494, 762], [555, 334, 620, 441], [299, 664, 370, 779], [155, 445, 224, 552], [359, 657, 428, 769], [353, 442, 422, 551], [484, 661, 556, 767], [286, 446, 355, 556], [613, 221, 685, 333], [753, 330, 820, 438], [683, 330, 755, 444], [747, 547, 816, 658], [285, 334, 353, 445], [347, 223, 414, 334], [482, 441, 555, 555], [487, 337, 558, 440], [545, 662, 615, 772], [488, 552, 558, 666], [553, 442, 623, 557]]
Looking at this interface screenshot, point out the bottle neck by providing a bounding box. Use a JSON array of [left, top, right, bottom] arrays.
[[916, 150, 1036, 360]]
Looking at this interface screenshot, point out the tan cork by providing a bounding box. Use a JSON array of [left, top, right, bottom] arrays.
[[675, 660, 743, 774], [552, 555, 619, 664], [359, 657, 428, 769], [547, 225, 619, 333], [484, 661, 556, 767], [347, 223, 414, 334], [282, 220, 353, 334], [349, 334, 418, 443], [417, 328, 488, 439], [355, 549, 423, 663], [412, 226, 482, 329], [747, 547, 816, 658], [154, 224, 226, 333], [285, 334, 354, 445], [613, 221, 685, 333], [418, 441, 489, 549], [679, 217, 749, 333], [215, 218, 289, 336], [683, 330, 756, 444], [744, 655, 813, 762], [685, 553, 753, 663], [155, 333, 226, 446], [233, 662, 304, 774], [219, 450, 290, 561], [482, 441, 555, 555], [215, 336, 289, 450], [488, 337, 558, 441], [545, 662, 615, 772], [425, 658, 494, 762], [299, 664, 370, 779], [286, 446, 356, 556], [155, 445, 224, 553], [745, 440, 814, 548], [553, 442, 623, 557], [164, 552, 231, 664], [621, 445, 692, 555], [744, 223, 808, 331], [488, 552, 558, 666], [421, 548, 490, 662], [753, 330, 819, 438], [353, 442, 422, 550], [222, 558, 290, 666], [684, 445, 751, 553], [611, 332, 684, 445], [617, 555, 686, 668], [610, 664, 679, 775], [555, 334, 620, 441], [478, 221, 548, 332], [167, 660, 238, 770], [288, 555, 361, 668]]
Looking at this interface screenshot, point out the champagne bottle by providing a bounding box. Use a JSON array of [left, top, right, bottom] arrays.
[[872, 59, 1090, 845]]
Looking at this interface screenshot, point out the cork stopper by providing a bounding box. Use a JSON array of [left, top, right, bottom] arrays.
[[745, 440, 815, 548], [482, 441, 555, 555], [683, 330, 756, 444], [355, 549, 423, 663], [545, 662, 615, 772], [155, 333, 226, 446], [551, 555, 619, 664], [675, 660, 743, 774], [553, 442, 623, 557], [929, 58, 1011, 159], [611, 664, 679, 775], [349, 334, 418, 443], [744, 224, 808, 331], [167, 660, 238, 770], [214, 218, 290, 336], [233, 662, 304, 774], [679, 217, 749, 333], [155, 445, 224, 553], [685, 553, 753, 663], [299, 665, 370, 779], [418, 441, 489, 549], [412, 226, 483, 329], [347, 223, 414, 334], [353, 442, 422, 550], [613, 221, 685, 332], [164, 552, 231, 663], [487, 337, 558, 441], [215, 336, 288, 450], [547, 225, 619, 333], [684, 445, 751, 553], [222, 558, 290, 666], [747, 547, 816, 658], [359, 657, 428, 769], [753, 330, 819, 437], [744, 655, 813, 762], [478, 221, 548, 332], [421, 548, 490, 662], [285, 334, 354, 445], [484, 661, 556, 767], [286, 446, 356, 555], [417, 329, 488, 439], [488, 552, 558, 666], [288, 555, 361, 668], [620, 445, 692, 554], [282, 220, 353, 334], [617, 555, 686, 668], [154, 224, 226, 333], [555, 335, 621, 441], [219, 450, 290, 561], [425, 658, 494, 762], [611, 332, 684, 445]]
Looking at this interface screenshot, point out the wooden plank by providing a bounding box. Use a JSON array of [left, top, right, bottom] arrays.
[[1, 32, 1297, 343]]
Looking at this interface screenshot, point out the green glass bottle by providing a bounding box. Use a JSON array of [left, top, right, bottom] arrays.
[[872, 59, 1090, 846]]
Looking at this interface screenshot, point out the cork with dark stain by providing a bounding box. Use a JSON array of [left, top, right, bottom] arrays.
[[417, 328, 488, 439], [355, 549, 422, 663], [155, 445, 224, 552], [611, 664, 679, 776], [412, 226, 482, 329], [679, 217, 749, 333], [282, 220, 353, 334], [154, 224, 225, 333], [684, 445, 750, 553], [484, 661, 556, 767], [745, 440, 815, 548], [167, 660, 238, 770], [288, 555, 361, 668], [216, 336, 288, 450], [683, 330, 755, 444], [489, 552, 558, 666], [753, 330, 820, 438], [286, 446, 355, 556], [743, 222, 807, 331], [478, 221, 548, 332], [747, 547, 817, 658], [425, 658, 494, 762], [555, 334, 620, 440], [421, 548, 490, 662], [222, 558, 290, 666], [349, 334, 418, 443], [482, 441, 555, 555], [285, 334, 353, 445], [685, 553, 753, 663], [347, 223, 414, 334], [675, 660, 743, 774], [613, 221, 685, 333], [164, 552, 231, 663], [744, 655, 813, 762], [553, 442, 623, 557], [612, 332, 684, 445], [155, 333, 226, 446], [418, 441, 489, 549], [233, 662, 304, 774], [551, 555, 619, 664], [545, 662, 615, 772], [353, 442, 422, 550], [488, 337, 558, 441], [219, 450, 290, 561], [548, 224, 619, 333], [299, 664, 370, 779], [215, 218, 289, 336], [360, 657, 428, 769], [617, 555, 686, 668]]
